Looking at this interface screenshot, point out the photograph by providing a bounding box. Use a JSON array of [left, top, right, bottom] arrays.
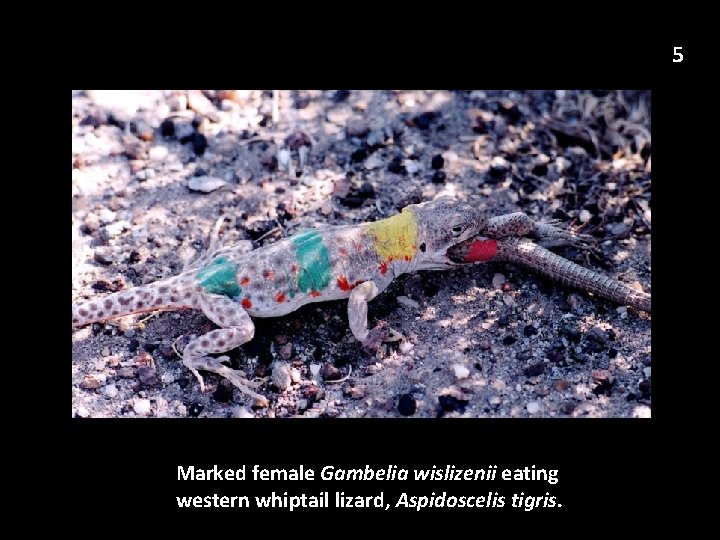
[[72, 90, 651, 418]]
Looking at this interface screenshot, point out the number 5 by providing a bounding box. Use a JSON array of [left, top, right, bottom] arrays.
[[673, 46, 683, 63]]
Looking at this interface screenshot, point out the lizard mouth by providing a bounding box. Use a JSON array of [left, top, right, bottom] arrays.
[[447, 236, 478, 264]]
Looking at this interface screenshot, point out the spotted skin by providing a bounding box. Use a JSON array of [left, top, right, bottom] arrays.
[[73, 196, 650, 402]]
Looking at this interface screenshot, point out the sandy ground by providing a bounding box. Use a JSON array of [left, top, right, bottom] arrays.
[[72, 90, 651, 418]]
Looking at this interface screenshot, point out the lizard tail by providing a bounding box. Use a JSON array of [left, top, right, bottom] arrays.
[[72, 274, 198, 328], [496, 237, 651, 312]]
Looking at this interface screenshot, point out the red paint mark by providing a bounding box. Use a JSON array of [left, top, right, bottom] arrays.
[[263, 269, 275, 279], [387, 255, 394, 262], [404, 255, 411, 261], [290, 264, 298, 273], [275, 292, 286, 303], [354, 279, 365, 288], [337, 276, 352, 291], [463, 239, 498, 262], [352, 241, 362, 252], [310, 290, 321, 298], [379, 261, 388, 275], [240, 277, 250, 286], [338, 247, 348, 257], [241, 298, 252, 309]]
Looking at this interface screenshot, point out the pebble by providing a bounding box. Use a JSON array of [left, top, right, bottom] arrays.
[[84, 213, 101, 232], [290, 368, 302, 384], [579, 209, 592, 223], [527, 401, 540, 414], [523, 362, 545, 377], [398, 394, 417, 416], [76, 406, 90, 418], [364, 154, 384, 170], [117, 367, 136, 378], [452, 364, 470, 379], [560, 323, 582, 343], [135, 168, 156, 181], [160, 118, 175, 137], [396, 295, 420, 310], [188, 403, 204, 417], [586, 326, 609, 343], [80, 375, 103, 390], [138, 366, 160, 387], [133, 399, 152, 415], [105, 221, 130, 237], [104, 384, 118, 398], [553, 380, 571, 392], [272, 361, 293, 391], [610, 222, 631, 236], [523, 325, 538, 337], [431, 171, 446, 184], [488, 396, 502, 406], [438, 395, 467, 414], [190, 132, 208, 155], [346, 118, 369, 137], [321, 363, 343, 381], [149, 145, 169, 161], [431, 154, 445, 169], [188, 176, 227, 193], [492, 273, 506, 289], [161, 372, 175, 384], [279, 342, 293, 360], [101, 347, 110, 357], [232, 406, 255, 419], [404, 160, 421, 174], [278, 149, 291, 167], [491, 379, 506, 391], [399, 341, 414, 354], [309, 363, 321, 379], [643, 367, 651, 378], [98, 208, 116, 224]]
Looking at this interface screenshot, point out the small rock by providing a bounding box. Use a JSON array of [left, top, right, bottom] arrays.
[[190, 132, 208, 155], [523, 325, 538, 337], [527, 401, 540, 414], [104, 384, 118, 398], [104, 221, 130, 237], [396, 295, 420, 310], [138, 366, 160, 387], [491, 379, 506, 391], [492, 273, 506, 289], [98, 208, 116, 224], [321, 363, 343, 382], [344, 385, 366, 399], [279, 342, 293, 360], [398, 394, 417, 416], [579, 209, 592, 223], [134, 399, 152, 415], [643, 367, 651, 378], [188, 403, 204, 417], [187, 91, 215, 115], [592, 369, 611, 382], [346, 118, 369, 137], [80, 375, 103, 390], [404, 160, 421, 174], [559, 400, 577, 415], [399, 341, 414, 354], [117, 367, 136, 379], [413, 112, 436, 130], [553, 380, 571, 392], [101, 347, 110, 357], [560, 323, 582, 343], [188, 176, 227, 193], [364, 154, 384, 170], [278, 149, 291, 167], [76, 406, 90, 418], [83, 213, 101, 232], [309, 363, 321, 379], [290, 368, 301, 384], [149, 145, 169, 161], [272, 361, 293, 391], [502, 335, 517, 346], [610, 222, 632, 237], [431, 154, 444, 169], [161, 372, 175, 384], [431, 171, 446, 183], [351, 148, 367, 163], [453, 364, 470, 379], [586, 326, 609, 343], [160, 118, 175, 137], [479, 340, 491, 350], [232, 406, 255, 418], [523, 362, 545, 377], [437, 395, 468, 415]]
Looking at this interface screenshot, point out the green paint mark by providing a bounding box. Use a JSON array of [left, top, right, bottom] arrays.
[[291, 230, 332, 293], [196, 257, 241, 298]]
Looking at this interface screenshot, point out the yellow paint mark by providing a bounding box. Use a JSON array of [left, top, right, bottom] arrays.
[[362, 208, 418, 261]]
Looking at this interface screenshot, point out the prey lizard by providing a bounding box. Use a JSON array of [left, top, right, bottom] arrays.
[[72, 197, 650, 401]]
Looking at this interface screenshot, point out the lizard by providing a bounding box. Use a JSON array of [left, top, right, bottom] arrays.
[[72, 196, 650, 401]]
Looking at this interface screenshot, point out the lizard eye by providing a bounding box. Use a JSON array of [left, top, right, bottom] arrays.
[[451, 225, 464, 236]]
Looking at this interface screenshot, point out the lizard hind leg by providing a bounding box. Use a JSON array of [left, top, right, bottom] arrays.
[[182, 294, 267, 403], [347, 280, 400, 350]]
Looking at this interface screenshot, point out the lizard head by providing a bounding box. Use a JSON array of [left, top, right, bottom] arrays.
[[409, 196, 487, 270]]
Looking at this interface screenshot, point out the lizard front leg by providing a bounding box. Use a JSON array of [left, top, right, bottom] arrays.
[[347, 280, 392, 350], [182, 294, 266, 403]]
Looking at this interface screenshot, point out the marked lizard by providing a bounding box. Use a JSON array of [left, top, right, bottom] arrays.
[[72, 197, 650, 401]]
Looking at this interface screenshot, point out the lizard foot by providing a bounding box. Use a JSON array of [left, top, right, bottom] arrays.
[[184, 354, 268, 406], [360, 322, 403, 350]]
